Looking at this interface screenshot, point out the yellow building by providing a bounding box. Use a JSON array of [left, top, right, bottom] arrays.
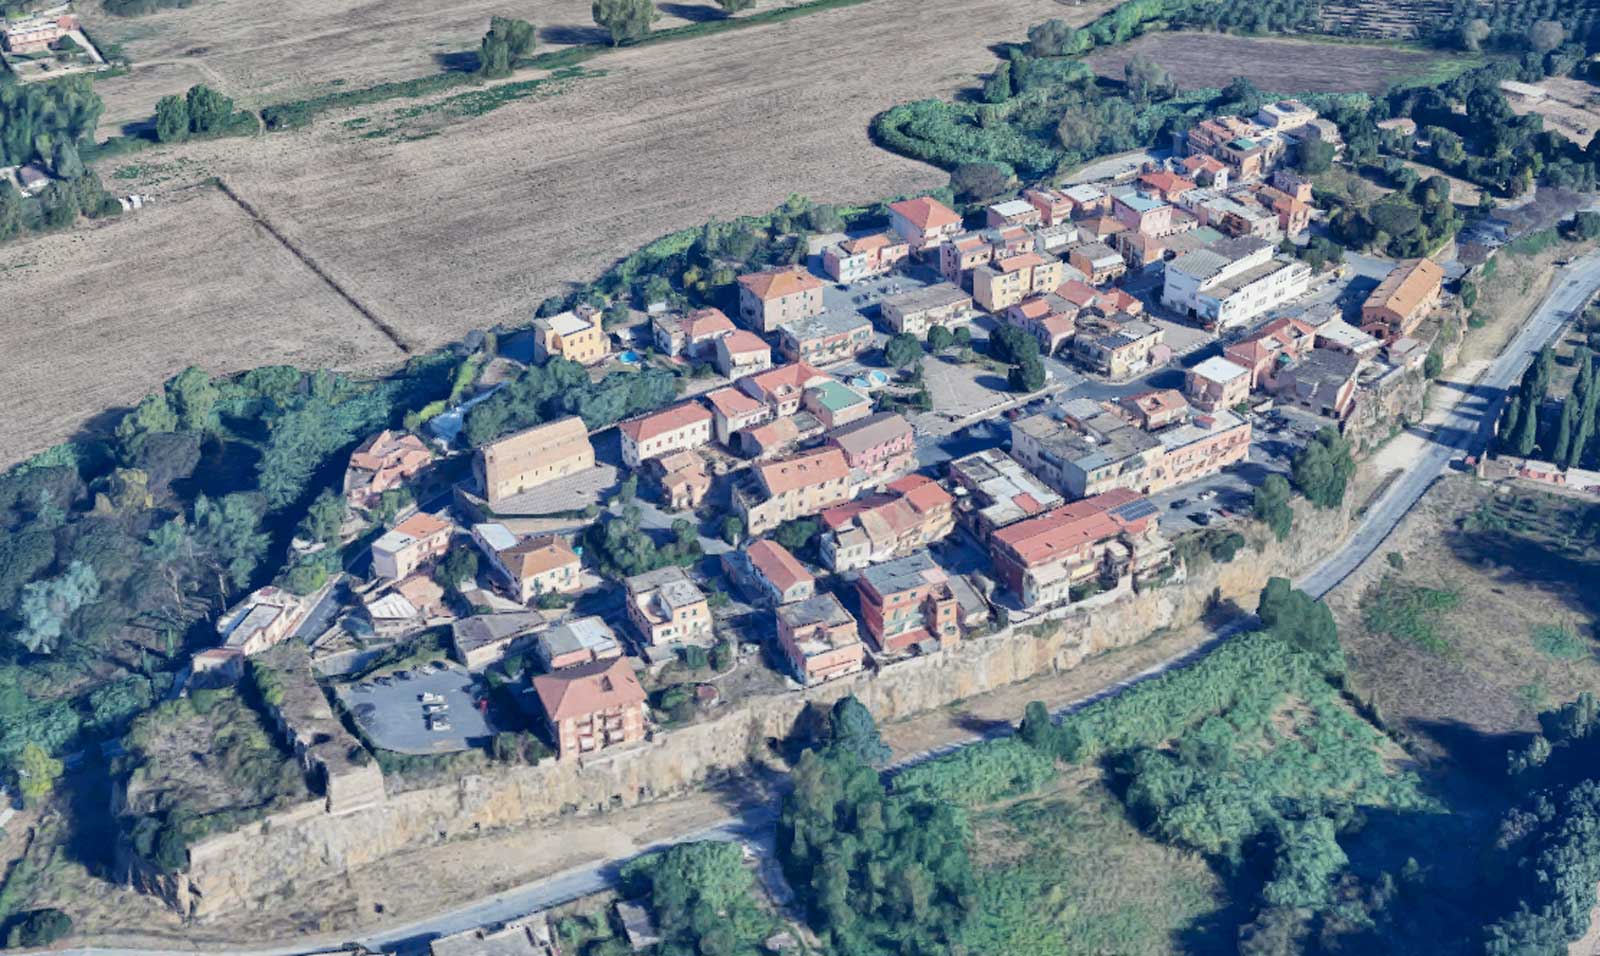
[[533, 305, 610, 365], [475, 417, 595, 504]]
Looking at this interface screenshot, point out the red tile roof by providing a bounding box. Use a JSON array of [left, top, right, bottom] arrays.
[[887, 473, 953, 513], [392, 511, 452, 539], [889, 196, 961, 231], [744, 362, 825, 401], [758, 447, 849, 496], [992, 489, 1148, 566], [532, 657, 646, 722], [618, 402, 713, 443], [738, 266, 824, 301], [704, 386, 764, 418], [719, 330, 770, 356], [683, 307, 736, 338], [1138, 170, 1196, 196], [745, 539, 814, 594]]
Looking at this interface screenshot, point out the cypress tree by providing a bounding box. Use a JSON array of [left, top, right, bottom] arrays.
[[1552, 399, 1578, 466], [1513, 394, 1540, 456]]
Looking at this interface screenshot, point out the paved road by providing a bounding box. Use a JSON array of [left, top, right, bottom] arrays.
[[33, 253, 1600, 956]]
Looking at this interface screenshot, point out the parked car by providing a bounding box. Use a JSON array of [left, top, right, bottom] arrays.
[[1169, 498, 1188, 510], [1196, 489, 1217, 501], [1189, 512, 1213, 526]]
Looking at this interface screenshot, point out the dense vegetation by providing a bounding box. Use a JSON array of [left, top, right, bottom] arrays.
[[1498, 342, 1600, 469], [462, 357, 679, 447], [102, 0, 196, 14], [0, 76, 102, 168], [617, 842, 776, 956]]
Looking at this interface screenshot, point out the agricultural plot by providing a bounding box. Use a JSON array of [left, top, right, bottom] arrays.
[[1085, 32, 1463, 94]]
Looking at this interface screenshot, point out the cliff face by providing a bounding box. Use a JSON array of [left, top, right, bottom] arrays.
[[175, 496, 1352, 922]]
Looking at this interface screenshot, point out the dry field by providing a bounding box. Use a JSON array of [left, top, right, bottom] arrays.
[[1086, 31, 1454, 94], [1506, 75, 1600, 148], [4, 0, 1112, 468]]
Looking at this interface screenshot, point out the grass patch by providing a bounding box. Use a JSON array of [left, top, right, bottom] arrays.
[[261, 71, 475, 131], [1359, 576, 1460, 654], [1532, 623, 1589, 661]]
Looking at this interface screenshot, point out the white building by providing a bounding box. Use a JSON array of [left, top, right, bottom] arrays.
[[1162, 236, 1311, 331]]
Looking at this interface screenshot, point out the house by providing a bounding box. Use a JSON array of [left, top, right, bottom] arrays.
[[1253, 183, 1312, 238], [856, 553, 960, 655], [1022, 186, 1075, 226], [1256, 98, 1319, 131], [1268, 348, 1360, 419], [1062, 183, 1108, 218], [939, 225, 1034, 288], [1162, 236, 1310, 331], [822, 232, 910, 282], [1304, 311, 1382, 358], [532, 657, 648, 761], [1148, 407, 1252, 489], [654, 450, 712, 511], [726, 539, 815, 605], [775, 593, 864, 685], [1067, 242, 1126, 285], [738, 266, 825, 333], [2, 14, 76, 55], [1112, 192, 1174, 236], [1033, 221, 1080, 253], [1079, 215, 1129, 242], [1361, 257, 1444, 342], [819, 473, 954, 572], [986, 198, 1043, 228], [714, 329, 773, 378], [973, 251, 1065, 312], [533, 305, 609, 365], [214, 587, 307, 658], [472, 524, 583, 602], [450, 610, 549, 670], [1224, 316, 1318, 388], [651, 307, 736, 358], [1118, 389, 1190, 431], [1072, 314, 1167, 380], [802, 378, 872, 430], [624, 566, 712, 646], [739, 362, 832, 417], [618, 402, 714, 468], [1137, 170, 1197, 204], [879, 282, 973, 335], [1185, 355, 1252, 412], [1011, 409, 1161, 499], [1005, 292, 1079, 356], [828, 412, 915, 482], [734, 446, 852, 535], [737, 415, 816, 460], [1179, 153, 1229, 189], [778, 309, 874, 366], [475, 417, 595, 504], [704, 386, 772, 446], [535, 616, 623, 670], [887, 196, 963, 254], [371, 512, 453, 581], [1183, 189, 1281, 240], [989, 489, 1168, 610], [344, 430, 433, 511]]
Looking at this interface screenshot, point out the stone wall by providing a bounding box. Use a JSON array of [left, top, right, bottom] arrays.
[[177, 496, 1352, 922]]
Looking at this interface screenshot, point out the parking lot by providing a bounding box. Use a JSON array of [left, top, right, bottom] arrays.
[[337, 661, 496, 755]]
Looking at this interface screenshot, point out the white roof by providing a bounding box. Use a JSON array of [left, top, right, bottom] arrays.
[[543, 310, 594, 336], [1065, 184, 1104, 203], [473, 522, 519, 552], [990, 199, 1035, 217], [366, 592, 420, 621], [1190, 355, 1249, 384], [1315, 319, 1379, 352]]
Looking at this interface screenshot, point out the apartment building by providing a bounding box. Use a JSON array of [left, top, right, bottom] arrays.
[[986, 198, 1044, 228], [1360, 257, 1444, 342], [1011, 409, 1162, 499], [725, 539, 815, 606], [802, 379, 873, 430], [989, 489, 1167, 610], [939, 225, 1034, 288], [651, 307, 736, 358], [1224, 316, 1317, 388], [1022, 186, 1075, 226], [1118, 388, 1190, 430], [1136, 170, 1198, 204], [1112, 192, 1174, 236], [818, 474, 955, 572], [533, 305, 609, 365], [887, 196, 963, 254], [739, 362, 832, 416], [1072, 314, 1167, 380], [1147, 408, 1252, 489], [828, 412, 916, 483], [471, 524, 583, 602], [345, 430, 433, 511], [1005, 292, 1079, 356], [735, 446, 853, 535], [535, 616, 623, 671], [1162, 236, 1310, 331], [822, 231, 910, 282], [1268, 348, 1360, 420], [973, 251, 1065, 312], [618, 402, 714, 468], [532, 657, 648, 761], [856, 553, 960, 655], [879, 282, 973, 335], [1067, 241, 1126, 285], [738, 266, 825, 333], [704, 386, 772, 446], [624, 566, 712, 647], [654, 450, 712, 511], [1179, 153, 1229, 189], [946, 448, 1064, 540], [370, 512, 453, 581], [475, 417, 595, 504], [1185, 355, 1252, 412], [778, 309, 874, 366], [775, 593, 864, 685], [714, 329, 774, 378]]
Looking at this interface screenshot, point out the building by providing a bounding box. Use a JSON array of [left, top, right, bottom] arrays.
[[1136, 170, 1197, 204], [618, 402, 714, 468], [475, 417, 594, 504], [344, 430, 432, 511], [1179, 153, 1229, 189], [1307, 315, 1382, 359], [775, 593, 863, 685], [532, 657, 648, 761], [778, 309, 874, 366], [726, 539, 815, 606], [1185, 355, 1252, 412], [704, 386, 772, 445], [1162, 236, 1310, 330], [711, 329, 773, 379], [654, 450, 712, 511], [624, 566, 712, 646], [533, 305, 609, 365], [1005, 293, 1079, 356], [370, 512, 453, 581], [1012, 409, 1161, 499], [1183, 189, 1281, 240], [1022, 186, 1075, 226], [535, 616, 623, 671], [1361, 257, 1444, 342], [987, 198, 1043, 228], [946, 448, 1064, 540], [973, 251, 1065, 312], [1034, 221, 1080, 253], [803, 378, 873, 430], [819, 473, 955, 572], [213, 587, 306, 659], [734, 446, 853, 535], [1067, 241, 1126, 285], [1224, 316, 1318, 388], [738, 414, 816, 460], [738, 266, 825, 333], [856, 553, 960, 655], [1268, 347, 1360, 419], [429, 914, 559, 956], [939, 226, 1034, 288], [887, 196, 963, 254], [1118, 388, 1190, 431], [1256, 98, 1319, 131], [1148, 408, 1251, 488], [472, 524, 583, 602], [822, 232, 910, 282], [1062, 183, 1108, 217], [989, 489, 1167, 609], [1253, 183, 1312, 238], [1112, 192, 1174, 236], [652, 307, 736, 358], [1, 14, 76, 55], [450, 610, 549, 671], [828, 412, 915, 482], [1072, 314, 1167, 380], [879, 282, 973, 335], [739, 362, 832, 416]]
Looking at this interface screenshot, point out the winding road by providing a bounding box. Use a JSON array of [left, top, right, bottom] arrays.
[[30, 250, 1600, 956]]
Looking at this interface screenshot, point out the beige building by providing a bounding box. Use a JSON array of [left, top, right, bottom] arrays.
[[775, 593, 864, 685], [887, 196, 963, 254], [625, 566, 713, 646], [370, 512, 453, 581], [472, 524, 583, 602], [973, 252, 1065, 312], [738, 266, 825, 333], [1361, 257, 1444, 342], [532, 657, 648, 761], [533, 305, 609, 365], [1185, 355, 1252, 412], [734, 446, 852, 535], [618, 402, 713, 468], [714, 330, 773, 378], [475, 417, 595, 504]]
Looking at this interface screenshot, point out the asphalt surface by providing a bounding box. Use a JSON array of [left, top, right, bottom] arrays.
[[32, 255, 1600, 956]]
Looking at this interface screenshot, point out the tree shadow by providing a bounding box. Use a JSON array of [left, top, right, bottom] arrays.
[[539, 23, 611, 46], [432, 50, 480, 74], [659, 2, 727, 22]]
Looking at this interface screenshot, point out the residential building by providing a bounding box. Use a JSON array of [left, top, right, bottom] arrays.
[[472, 524, 583, 602], [532, 657, 648, 761], [651, 307, 736, 358], [654, 450, 712, 511], [1072, 314, 1167, 380], [1361, 257, 1444, 342], [879, 282, 973, 335], [535, 616, 623, 671], [704, 386, 772, 445], [1183, 189, 1281, 240], [822, 232, 910, 282], [213, 587, 306, 658], [1080, 214, 1129, 242], [973, 251, 1065, 312], [1023, 186, 1075, 225], [624, 566, 712, 646], [1224, 316, 1318, 388], [1179, 153, 1229, 188], [986, 198, 1043, 228], [1302, 306, 1382, 358], [775, 593, 864, 685], [1067, 241, 1126, 285], [1148, 408, 1251, 488], [618, 402, 714, 468], [939, 225, 1034, 288], [1011, 407, 1162, 499], [1185, 115, 1286, 179], [734, 446, 852, 535], [371, 512, 453, 581], [1118, 388, 1190, 431], [737, 414, 817, 460], [828, 412, 916, 482], [1137, 170, 1197, 204], [1062, 183, 1108, 217], [344, 430, 432, 511], [2, 14, 76, 55], [1033, 221, 1080, 253], [1112, 192, 1174, 236], [1162, 236, 1310, 330], [714, 329, 774, 378], [856, 553, 960, 655], [1268, 347, 1360, 419], [947, 448, 1064, 539], [475, 417, 595, 504], [803, 378, 872, 430], [1005, 292, 1078, 356], [1256, 98, 1318, 131], [726, 539, 815, 606], [1185, 355, 1252, 412], [429, 914, 559, 956], [739, 362, 831, 416], [1377, 117, 1418, 137], [533, 305, 609, 365], [819, 473, 955, 572], [738, 266, 825, 333], [989, 489, 1168, 609], [1253, 183, 1312, 238], [887, 196, 963, 254], [778, 309, 874, 366], [450, 610, 549, 671]]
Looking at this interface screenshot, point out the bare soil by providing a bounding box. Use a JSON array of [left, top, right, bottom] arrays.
[[1086, 32, 1454, 94], [1507, 76, 1600, 148]]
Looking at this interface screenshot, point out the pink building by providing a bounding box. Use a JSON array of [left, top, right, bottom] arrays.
[[888, 196, 962, 255]]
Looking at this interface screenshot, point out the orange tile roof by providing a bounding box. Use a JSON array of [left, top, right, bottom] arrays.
[[744, 362, 825, 401], [758, 447, 849, 496], [1181, 154, 1227, 173], [1056, 280, 1100, 307], [992, 489, 1148, 566], [350, 430, 430, 471], [887, 473, 954, 513], [890, 196, 961, 231], [532, 656, 646, 722], [719, 329, 769, 356], [1138, 170, 1196, 195], [745, 539, 814, 594], [1084, 216, 1128, 237], [683, 307, 736, 338], [392, 511, 452, 539], [1365, 257, 1444, 319], [618, 402, 713, 443], [704, 386, 764, 418], [995, 251, 1049, 273], [842, 231, 903, 254], [502, 534, 579, 580], [1123, 388, 1187, 416], [738, 266, 824, 301]]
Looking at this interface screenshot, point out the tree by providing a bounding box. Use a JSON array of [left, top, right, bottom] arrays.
[[1253, 474, 1295, 542], [1019, 700, 1053, 750], [437, 547, 479, 591], [926, 325, 954, 352], [3, 909, 71, 949], [1298, 139, 1335, 174], [295, 489, 345, 546], [1529, 20, 1566, 53], [185, 84, 233, 134], [1457, 18, 1490, 51], [478, 16, 535, 77], [884, 333, 922, 368], [592, 0, 656, 45], [720, 515, 743, 546], [715, 0, 754, 12], [191, 494, 269, 598], [1291, 427, 1355, 509], [988, 323, 1039, 365], [51, 140, 84, 180], [16, 741, 63, 807], [950, 162, 1013, 203], [618, 474, 638, 502], [827, 696, 890, 766], [1123, 53, 1170, 101], [14, 560, 100, 655], [1027, 18, 1079, 56], [981, 61, 1013, 104], [1008, 353, 1046, 392]]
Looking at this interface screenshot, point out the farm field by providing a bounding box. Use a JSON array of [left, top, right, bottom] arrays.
[[3, 0, 1115, 468], [1505, 74, 1600, 147], [1085, 31, 1462, 94]]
